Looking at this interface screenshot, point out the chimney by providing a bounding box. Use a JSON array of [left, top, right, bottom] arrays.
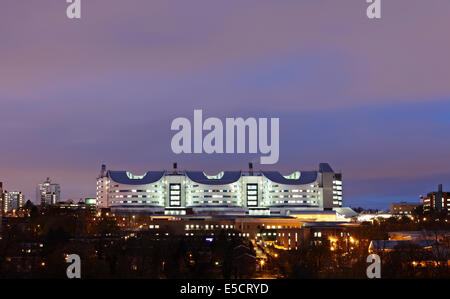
[[438, 184, 443, 193], [173, 162, 178, 174], [100, 164, 107, 177], [97, 164, 107, 177], [249, 162, 253, 176]]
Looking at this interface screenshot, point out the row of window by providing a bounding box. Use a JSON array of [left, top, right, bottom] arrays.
[[269, 195, 318, 199], [271, 200, 317, 204], [185, 224, 235, 230], [190, 194, 237, 199], [111, 200, 161, 204], [112, 195, 162, 199], [267, 189, 318, 193], [190, 200, 238, 205], [112, 189, 161, 193]]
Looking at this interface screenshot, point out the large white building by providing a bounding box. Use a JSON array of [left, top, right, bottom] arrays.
[[96, 163, 343, 216]]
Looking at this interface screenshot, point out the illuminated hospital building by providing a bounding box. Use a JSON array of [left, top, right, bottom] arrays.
[[96, 163, 343, 216]]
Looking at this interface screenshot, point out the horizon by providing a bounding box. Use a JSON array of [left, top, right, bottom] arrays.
[[0, 161, 436, 210]]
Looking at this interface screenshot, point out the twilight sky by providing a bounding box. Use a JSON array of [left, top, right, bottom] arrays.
[[1, 1, 450, 209]]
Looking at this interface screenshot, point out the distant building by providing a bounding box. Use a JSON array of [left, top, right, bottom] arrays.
[[276, 221, 360, 250], [389, 231, 450, 243], [390, 202, 421, 216], [51, 200, 96, 214], [0, 182, 4, 216], [36, 177, 61, 206], [423, 184, 449, 214], [2, 192, 11, 213], [85, 198, 97, 206], [368, 239, 435, 253], [0, 181, 25, 214], [357, 213, 393, 223], [5, 191, 24, 212]]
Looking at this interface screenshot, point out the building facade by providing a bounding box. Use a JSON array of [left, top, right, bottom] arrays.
[[4, 191, 24, 213], [390, 202, 421, 216], [423, 184, 450, 214], [49, 198, 97, 215], [0, 182, 24, 214], [96, 163, 343, 216], [0, 182, 4, 216], [36, 178, 61, 206]]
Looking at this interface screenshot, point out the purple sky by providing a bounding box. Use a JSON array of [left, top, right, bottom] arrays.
[[1, 1, 450, 209]]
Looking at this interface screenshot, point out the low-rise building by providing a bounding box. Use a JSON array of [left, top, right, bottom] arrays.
[[368, 239, 435, 253], [389, 231, 450, 243], [423, 184, 450, 214], [390, 202, 421, 216]]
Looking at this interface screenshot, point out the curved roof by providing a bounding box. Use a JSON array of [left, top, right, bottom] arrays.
[[108, 171, 165, 185], [262, 171, 318, 185], [186, 171, 241, 185]]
